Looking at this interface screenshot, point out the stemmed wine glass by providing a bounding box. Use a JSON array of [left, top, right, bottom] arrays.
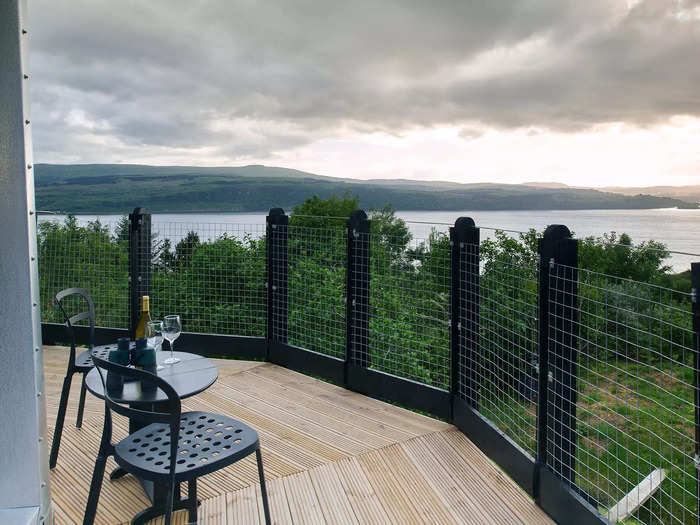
[[162, 315, 182, 364], [145, 320, 164, 370]]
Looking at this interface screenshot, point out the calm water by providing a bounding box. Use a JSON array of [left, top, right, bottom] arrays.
[[39, 208, 700, 271]]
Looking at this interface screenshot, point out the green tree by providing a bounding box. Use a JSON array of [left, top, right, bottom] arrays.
[[290, 192, 359, 228], [579, 232, 671, 282], [174, 231, 201, 268], [114, 215, 130, 243]]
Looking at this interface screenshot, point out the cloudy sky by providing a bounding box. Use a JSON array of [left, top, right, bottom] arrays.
[[29, 0, 700, 186]]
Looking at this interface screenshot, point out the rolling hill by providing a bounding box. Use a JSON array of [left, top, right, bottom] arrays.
[[34, 164, 700, 213], [601, 185, 700, 204]]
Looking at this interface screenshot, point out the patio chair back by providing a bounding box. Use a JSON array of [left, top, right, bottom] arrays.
[[55, 287, 95, 360], [90, 353, 181, 484]]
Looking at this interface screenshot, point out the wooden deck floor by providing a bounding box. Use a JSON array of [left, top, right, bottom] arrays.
[[43, 346, 552, 524]]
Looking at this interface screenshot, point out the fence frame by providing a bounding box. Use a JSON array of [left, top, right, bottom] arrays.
[[692, 262, 700, 521], [40, 206, 700, 525], [535, 226, 605, 524], [451, 216, 538, 497], [450, 217, 480, 412], [128, 207, 151, 339], [345, 210, 371, 372]]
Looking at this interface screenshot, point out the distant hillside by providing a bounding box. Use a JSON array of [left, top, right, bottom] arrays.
[[601, 185, 700, 204], [34, 164, 700, 213], [522, 182, 570, 189]]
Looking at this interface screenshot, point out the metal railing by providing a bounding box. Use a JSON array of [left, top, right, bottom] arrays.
[[38, 207, 700, 525]]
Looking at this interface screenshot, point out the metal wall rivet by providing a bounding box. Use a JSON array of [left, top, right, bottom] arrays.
[[27, 164, 32, 169], [23, 74, 29, 79], [25, 119, 30, 124]]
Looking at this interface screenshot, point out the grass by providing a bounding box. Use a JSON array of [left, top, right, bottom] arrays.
[[481, 360, 696, 524]]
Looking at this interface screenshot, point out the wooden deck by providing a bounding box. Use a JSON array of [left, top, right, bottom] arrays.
[[43, 346, 552, 524]]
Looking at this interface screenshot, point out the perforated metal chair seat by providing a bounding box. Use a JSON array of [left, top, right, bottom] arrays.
[[76, 342, 135, 370], [75, 347, 109, 370], [114, 411, 259, 482]]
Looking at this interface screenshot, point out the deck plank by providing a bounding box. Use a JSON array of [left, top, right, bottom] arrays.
[[282, 471, 326, 525], [43, 347, 551, 525], [402, 433, 511, 525], [247, 364, 449, 435], [244, 367, 420, 442], [307, 462, 359, 525]]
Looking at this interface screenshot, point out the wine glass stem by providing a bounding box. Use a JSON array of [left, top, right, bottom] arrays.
[[170, 339, 175, 359]]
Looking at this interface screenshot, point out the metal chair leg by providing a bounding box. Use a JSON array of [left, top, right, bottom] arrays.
[[50, 373, 73, 469], [256, 448, 272, 525], [82, 450, 108, 525], [76, 373, 87, 428], [164, 480, 175, 525], [187, 478, 197, 524]]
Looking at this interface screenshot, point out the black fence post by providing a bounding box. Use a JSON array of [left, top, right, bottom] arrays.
[[691, 262, 700, 520], [535, 224, 578, 498], [128, 207, 151, 339], [266, 208, 289, 355], [450, 217, 480, 419], [346, 210, 371, 379]]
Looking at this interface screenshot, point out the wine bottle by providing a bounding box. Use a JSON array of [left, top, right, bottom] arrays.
[[134, 295, 151, 339]]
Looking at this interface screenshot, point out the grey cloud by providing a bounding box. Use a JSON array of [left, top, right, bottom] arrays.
[[28, 0, 700, 161]]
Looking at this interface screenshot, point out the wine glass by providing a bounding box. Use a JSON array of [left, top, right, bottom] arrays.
[[162, 315, 182, 364], [146, 320, 164, 370]]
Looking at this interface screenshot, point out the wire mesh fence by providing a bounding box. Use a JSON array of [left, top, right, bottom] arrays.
[[549, 264, 697, 524], [37, 210, 700, 523], [369, 229, 451, 389], [148, 221, 267, 337], [462, 242, 540, 457], [38, 217, 129, 329], [284, 221, 347, 358], [348, 229, 370, 366]]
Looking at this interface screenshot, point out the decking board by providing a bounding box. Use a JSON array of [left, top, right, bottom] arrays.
[[44, 346, 551, 524]]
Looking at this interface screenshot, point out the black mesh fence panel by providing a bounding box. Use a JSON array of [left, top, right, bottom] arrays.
[[38, 218, 129, 328], [147, 221, 266, 337], [549, 264, 697, 524], [369, 231, 451, 389]]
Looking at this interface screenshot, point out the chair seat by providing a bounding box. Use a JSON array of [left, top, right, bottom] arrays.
[[114, 411, 259, 482], [75, 347, 110, 370]]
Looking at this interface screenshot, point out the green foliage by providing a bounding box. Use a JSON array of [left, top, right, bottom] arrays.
[[369, 204, 411, 258], [290, 192, 359, 228], [150, 232, 266, 337], [285, 195, 351, 357], [579, 232, 671, 282], [38, 214, 129, 327], [370, 224, 451, 388], [114, 215, 129, 243]]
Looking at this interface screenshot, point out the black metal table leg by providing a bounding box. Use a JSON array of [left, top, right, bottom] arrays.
[[116, 401, 180, 508], [109, 467, 129, 480], [131, 497, 194, 525]]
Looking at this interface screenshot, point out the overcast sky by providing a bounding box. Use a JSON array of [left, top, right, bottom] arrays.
[[29, 0, 700, 186]]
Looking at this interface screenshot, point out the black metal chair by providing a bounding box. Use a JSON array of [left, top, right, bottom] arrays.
[[49, 288, 111, 469], [84, 353, 272, 525]]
